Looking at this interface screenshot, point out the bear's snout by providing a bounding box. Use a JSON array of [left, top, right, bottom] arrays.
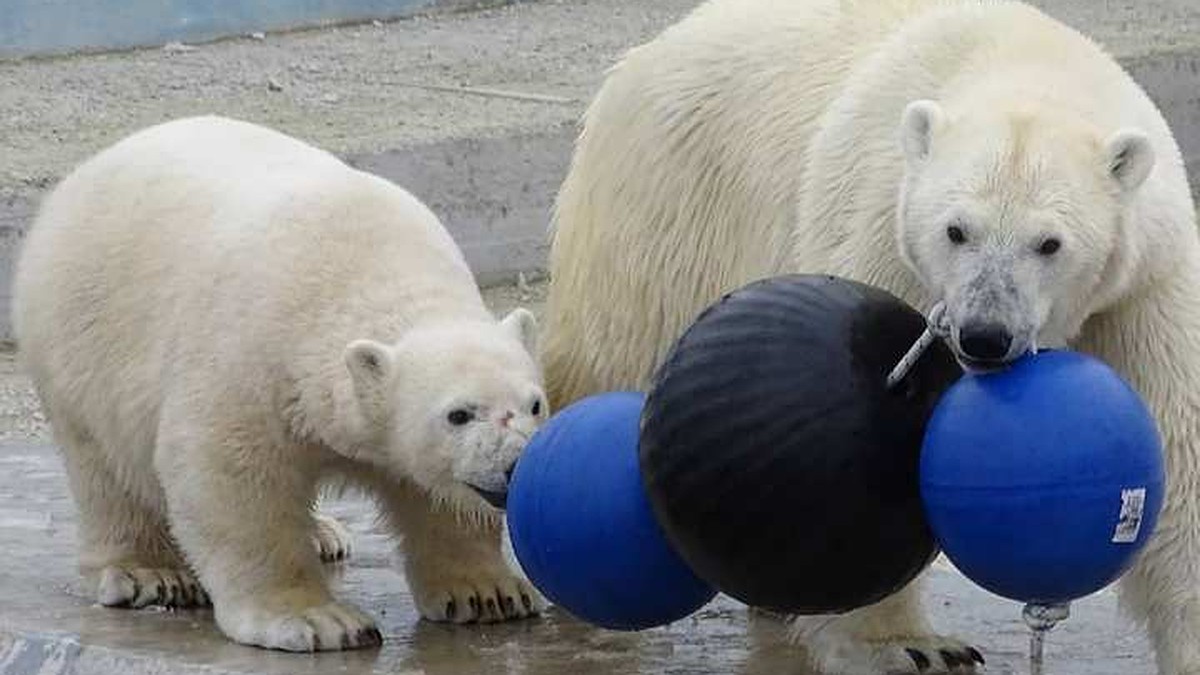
[[957, 321, 1014, 364]]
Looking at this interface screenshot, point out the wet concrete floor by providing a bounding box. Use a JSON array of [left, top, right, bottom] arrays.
[[0, 441, 1157, 675]]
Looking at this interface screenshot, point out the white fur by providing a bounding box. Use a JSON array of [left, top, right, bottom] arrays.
[[13, 115, 548, 651], [543, 1, 1200, 673]]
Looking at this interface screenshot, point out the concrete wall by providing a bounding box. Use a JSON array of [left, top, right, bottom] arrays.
[[0, 0, 497, 57], [344, 128, 573, 288], [1125, 52, 1200, 193]]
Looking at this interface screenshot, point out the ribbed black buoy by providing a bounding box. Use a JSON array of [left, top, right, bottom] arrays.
[[639, 274, 961, 614]]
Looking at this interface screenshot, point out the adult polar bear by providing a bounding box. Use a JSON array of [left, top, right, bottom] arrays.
[[543, 0, 1200, 673]]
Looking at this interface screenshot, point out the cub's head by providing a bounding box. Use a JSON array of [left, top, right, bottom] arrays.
[[897, 98, 1155, 369], [343, 308, 546, 513]]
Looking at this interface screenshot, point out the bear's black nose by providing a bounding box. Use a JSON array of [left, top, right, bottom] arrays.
[[958, 322, 1013, 362], [504, 460, 518, 485]]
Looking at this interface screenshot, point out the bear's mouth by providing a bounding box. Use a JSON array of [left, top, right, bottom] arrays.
[[466, 483, 508, 510], [955, 354, 1014, 373]]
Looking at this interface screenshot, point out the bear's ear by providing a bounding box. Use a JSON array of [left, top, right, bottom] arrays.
[[500, 307, 538, 355], [344, 339, 396, 421], [1104, 129, 1155, 193], [900, 100, 946, 166]]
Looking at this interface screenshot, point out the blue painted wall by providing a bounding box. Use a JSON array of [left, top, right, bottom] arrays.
[[0, 0, 477, 57]]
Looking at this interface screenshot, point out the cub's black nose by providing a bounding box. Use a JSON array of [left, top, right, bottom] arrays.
[[958, 322, 1013, 362]]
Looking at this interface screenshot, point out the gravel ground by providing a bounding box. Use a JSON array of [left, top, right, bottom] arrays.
[[0, 277, 549, 444], [0, 0, 698, 206], [0, 353, 48, 444]]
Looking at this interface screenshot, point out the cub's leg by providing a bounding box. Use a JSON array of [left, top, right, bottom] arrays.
[[380, 485, 544, 624], [54, 419, 208, 608], [155, 401, 380, 652]]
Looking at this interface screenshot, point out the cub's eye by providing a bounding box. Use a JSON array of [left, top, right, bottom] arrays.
[[946, 225, 967, 245], [1038, 238, 1062, 256], [531, 399, 542, 416], [447, 409, 474, 426]]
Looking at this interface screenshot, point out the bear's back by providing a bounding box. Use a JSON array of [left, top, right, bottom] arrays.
[[17, 115, 477, 337], [13, 116, 485, 443]]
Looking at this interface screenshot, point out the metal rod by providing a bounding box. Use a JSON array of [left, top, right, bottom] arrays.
[[1023, 602, 1071, 675]]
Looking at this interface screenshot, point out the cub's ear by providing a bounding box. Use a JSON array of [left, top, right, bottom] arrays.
[[500, 307, 538, 355], [900, 99, 946, 166], [344, 339, 395, 421], [345, 339, 394, 384], [1105, 129, 1155, 193]]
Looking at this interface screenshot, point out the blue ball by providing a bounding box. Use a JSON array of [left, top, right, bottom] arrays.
[[506, 391, 717, 631], [920, 350, 1165, 605]]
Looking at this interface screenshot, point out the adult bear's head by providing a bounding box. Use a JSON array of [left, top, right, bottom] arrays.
[[895, 98, 1156, 369]]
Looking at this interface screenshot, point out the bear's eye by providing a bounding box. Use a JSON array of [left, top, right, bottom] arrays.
[[447, 409, 474, 426], [1038, 238, 1062, 256], [946, 225, 967, 245], [531, 399, 542, 416]]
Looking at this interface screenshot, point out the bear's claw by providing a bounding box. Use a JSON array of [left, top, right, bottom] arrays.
[[887, 643, 985, 674], [312, 512, 353, 563], [906, 648, 931, 670], [801, 626, 985, 675], [413, 571, 545, 624], [97, 565, 210, 608]]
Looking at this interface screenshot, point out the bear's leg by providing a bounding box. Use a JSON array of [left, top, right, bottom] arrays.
[[1077, 281, 1200, 674], [1119, 509, 1200, 674], [54, 422, 209, 608], [155, 413, 381, 652], [312, 511, 352, 563], [789, 574, 984, 674], [380, 485, 544, 624]]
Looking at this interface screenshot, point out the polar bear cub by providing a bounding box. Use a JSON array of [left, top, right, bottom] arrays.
[[13, 115, 548, 651]]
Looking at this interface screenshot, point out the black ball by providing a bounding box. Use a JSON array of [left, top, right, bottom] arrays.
[[639, 274, 961, 614]]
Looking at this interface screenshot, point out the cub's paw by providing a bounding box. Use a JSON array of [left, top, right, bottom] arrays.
[[312, 512, 353, 563], [409, 564, 545, 624], [97, 565, 210, 608], [809, 633, 985, 674], [217, 600, 382, 652]]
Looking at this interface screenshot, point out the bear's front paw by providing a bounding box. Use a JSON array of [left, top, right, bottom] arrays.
[[809, 633, 985, 675], [97, 565, 210, 608], [409, 564, 545, 624], [217, 600, 382, 652], [312, 512, 353, 563]]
